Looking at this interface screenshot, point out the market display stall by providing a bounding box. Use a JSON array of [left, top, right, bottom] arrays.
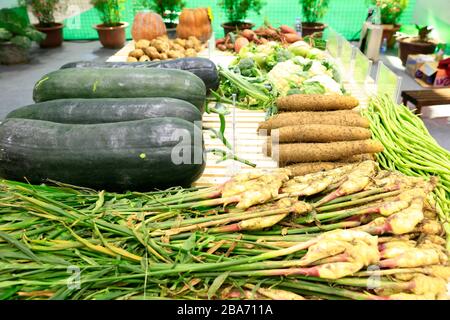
[[0, 10, 449, 301]]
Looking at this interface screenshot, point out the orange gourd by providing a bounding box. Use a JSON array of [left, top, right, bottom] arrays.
[[131, 11, 166, 41], [176, 8, 212, 42]]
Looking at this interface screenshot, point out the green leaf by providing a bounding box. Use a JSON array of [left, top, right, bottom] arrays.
[[0, 28, 13, 41], [25, 27, 46, 42], [176, 232, 197, 264], [207, 271, 230, 300], [300, 81, 326, 94], [0, 286, 21, 300], [10, 35, 32, 49], [0, 230, 41, 263], [0, 8, 28, 35]]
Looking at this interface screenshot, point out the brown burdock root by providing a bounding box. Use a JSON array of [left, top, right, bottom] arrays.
[[271, 141, 384, 165], [258, 110, 370, 133], [283, 162, 354, 176], [276, 94, 360, 112], [274, 124, 372, 143]]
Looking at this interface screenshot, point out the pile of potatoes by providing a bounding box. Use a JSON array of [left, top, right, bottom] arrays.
[[127, 36, 204, 62]]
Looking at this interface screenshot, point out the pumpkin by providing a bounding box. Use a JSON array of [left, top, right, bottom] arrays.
[[131, 11, 166, 41], [176, 8, 212, 43]]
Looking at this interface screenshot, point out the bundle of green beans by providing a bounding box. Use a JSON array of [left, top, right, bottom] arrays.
[[362, 94, 450, 249], [0, 179, 439, 300]]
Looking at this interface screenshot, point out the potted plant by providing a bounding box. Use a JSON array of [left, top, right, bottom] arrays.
[[91, 0, 128, 49], [299, 0, 330, 38], [371, 0, 408, 49], [219, 0, 266, 35], [397, 25, 438, 66], [0, 8, 45, 64], [19, 0, 64, 48], [139, 0, 185, 39]]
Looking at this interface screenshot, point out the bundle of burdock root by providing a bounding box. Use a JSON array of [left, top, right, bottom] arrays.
[[259, 94, 385, 175], [0, 160, 449, 300]]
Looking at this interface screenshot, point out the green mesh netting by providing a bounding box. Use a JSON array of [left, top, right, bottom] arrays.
[[63, 0, 417, 41]]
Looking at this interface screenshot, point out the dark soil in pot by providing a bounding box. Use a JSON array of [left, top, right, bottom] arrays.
[[222, 21, 255, 36], [301, 22, 327, 38]]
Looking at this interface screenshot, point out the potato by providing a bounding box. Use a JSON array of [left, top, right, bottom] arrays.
[[129, 49, 144, 58], [185, 39, 195, 49], [172, 43, 185, 52], [144, 46, 160, 59], [194, 44, 203, 52], [139, 55, 150, 62], [127, 56, 138, 62], [168, 50, 184, 59], [174, 38, 186, 47], [154, 41, 170, 53], [160, 53, 168, 60], [152, 58, 161, 61], [185, 48, 197, 57], [188, 36, 201, 46], [135, 39, 150, 49]]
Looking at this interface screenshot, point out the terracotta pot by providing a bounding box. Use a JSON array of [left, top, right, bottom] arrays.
[[222, 22, 255, 36], [94, 22, 129, 49], [35, 23, 64, 48], [0, 42, 29, 65], [381, 24, 401, 49], [301, 22, 327, 38], [397, 37, 437, 66]]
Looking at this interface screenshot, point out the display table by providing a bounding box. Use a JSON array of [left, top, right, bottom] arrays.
[[402, 88, 450, 115], [110, 42, 373, 186]]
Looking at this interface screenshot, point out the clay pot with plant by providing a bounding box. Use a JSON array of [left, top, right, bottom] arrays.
[[19, 0, 64, 48], [0, 8, 45, 64], [92, 0, 128, 49], [139, 0, 185, 39], [371, 0, 408, 49], [397, 25, 438, 66], [299, 0, 329, 38], [219, 0, 265, 35]]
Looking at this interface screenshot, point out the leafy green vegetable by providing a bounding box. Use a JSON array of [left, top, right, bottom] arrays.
[[266, 47, 293, 70], [10, 35, 32, 49], [237, 58, 260, 77], [0, 8, 45, 46], [299, 81, 326, 94], [0, 28, 13, 41], [25, 28, 46, 43]]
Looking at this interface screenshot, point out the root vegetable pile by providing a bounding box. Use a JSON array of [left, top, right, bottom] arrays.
[[259, 95, 383, 172], [216, 23, 301, 53], [127, 36, 204, 62], [0, 161, 448, 300]]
